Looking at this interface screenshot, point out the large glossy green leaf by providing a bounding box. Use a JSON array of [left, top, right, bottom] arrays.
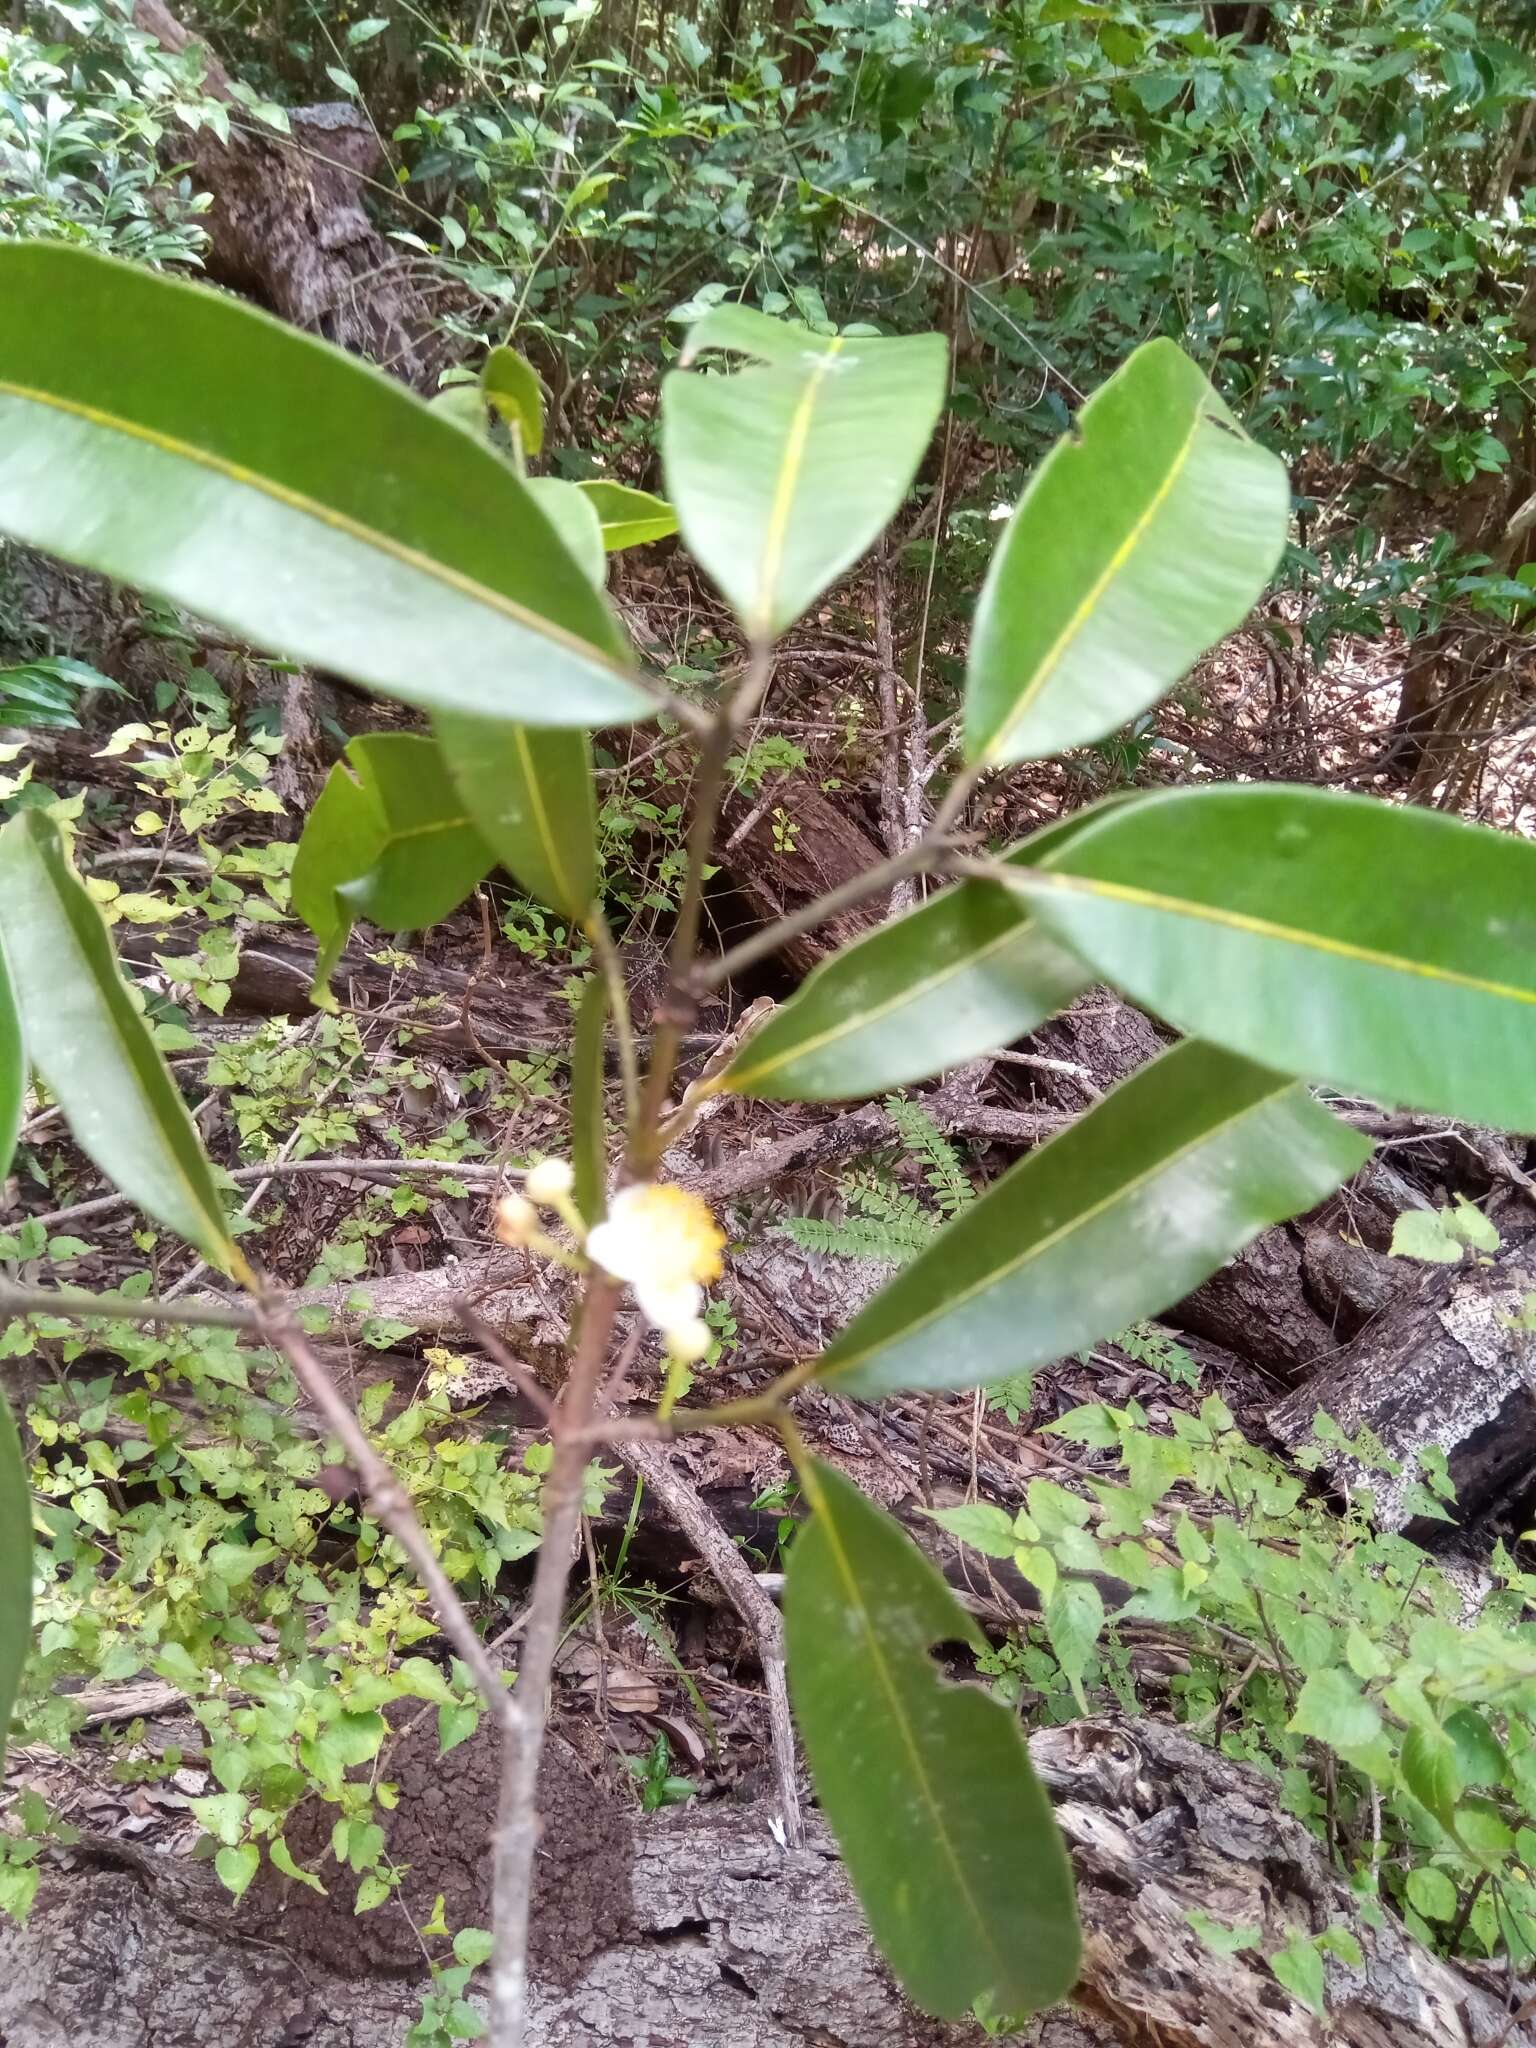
[[964, 340, 1289, 767], [291, 734, 494, 994], [435, 718, 597, 923], [0, 949, 20, 1185], [0, 243, 645, 728], [0, 1393, 31, 1771], [576, 480, 679, 551], [815, 1039, 1369, 1398], [0, 811, 239, 1274], [721, 807, 1117, 1101], [1008, 784, 1536, 1129], [785, 1456, 1079, 2019], [661, 304, 947, 640]]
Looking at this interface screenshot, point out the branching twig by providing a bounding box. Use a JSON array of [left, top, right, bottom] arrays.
[[615, 1434, 804, 1848], [256, 1303, 515, 1722]]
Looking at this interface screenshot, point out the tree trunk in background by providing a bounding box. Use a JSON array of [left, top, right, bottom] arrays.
[[131, 0, 451, 388], [1387, 277, 1536, 799], [713, 0, 745, 79]]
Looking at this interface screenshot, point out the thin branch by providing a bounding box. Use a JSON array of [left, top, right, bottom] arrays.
[[256, 1304, 515, 1723], [491, 1274, 621, 2042], [0, 1283, 262, 1332], [631, 639, 776, 1171], [23, 1156, 518, 1237], [873, 543, 908, 896], [616, 1435, 803, 1847], [164, 1021, 338, 1302], [695, 767, 980, 995], [458, 1303, 557, 1425], [586, 911, 642, 1129], [692, 834, 951, 993]]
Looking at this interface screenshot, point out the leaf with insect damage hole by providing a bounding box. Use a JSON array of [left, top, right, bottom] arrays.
[[785, 1457, 1079, 2020]]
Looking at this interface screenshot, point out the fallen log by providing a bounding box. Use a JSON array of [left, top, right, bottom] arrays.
[[714, 769, 890, 974], [117, 925, 579, 1059], [2, 1716, 1523, 2047], [1269, 1227, 1536, 1534], [1032, 1714, 1533, 2047]]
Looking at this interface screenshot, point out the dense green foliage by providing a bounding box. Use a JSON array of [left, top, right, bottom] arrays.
[[947, 1393, 1536, 1984], [8, 0, 1536, 671]]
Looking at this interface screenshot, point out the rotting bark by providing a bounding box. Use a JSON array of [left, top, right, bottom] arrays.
[[1270, 1227, 1536, 1534], [117, 926, 586, 1059], [1174, 1221, 1339, 1379], [131, 0, 452, 388], [3, 1715, 1523, 2048], [1033, 1714, 1534, 2048], [714, 768, 890, 974]]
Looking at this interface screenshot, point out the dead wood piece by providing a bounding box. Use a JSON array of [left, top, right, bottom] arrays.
[[680, 1092, 1069, 1207], [1021, 993, 1166, 1111], [117, 926, 571, 1056], [1302, 1226, 1417, 1339], [288, 1254, 575, 1379], [1031, 1714, 1533, 2048], [715, 769, 889, 975], [1270, 1247, 1536, 1533], [614, 1436, 803, 1848], [271, 1079, 1070, 1369], [132, 0, 449, 388], [1175, 1221, 1338, 1378], [61, 1679, 188, 1729], [5, 1714, 1522, 2047], [4, 1779, 987, 2046]]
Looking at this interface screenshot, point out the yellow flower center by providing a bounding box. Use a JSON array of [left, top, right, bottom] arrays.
[[618, 1184, 725, 1286]]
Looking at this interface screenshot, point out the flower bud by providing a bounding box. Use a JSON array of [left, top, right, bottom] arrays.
[[494, 1192, 538, 1247], [665, 1315, 713, 1366], [525, 1157, 575, 1205]]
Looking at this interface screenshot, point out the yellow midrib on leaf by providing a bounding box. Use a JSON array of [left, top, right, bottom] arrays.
[[0, 377, 630, 682], [513, 725, 584, 916], [1018, 868, 1536, 1006], [729, 909, 1043, 1091], [985, 399, 1206, 762], [4, 820, 233, 1268], [822, 1062, 1298, 1385], [752, 338, 847, 636], [799, 1459, 1012, 2004]]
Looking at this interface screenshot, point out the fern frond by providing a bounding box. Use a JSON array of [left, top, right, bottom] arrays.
[[1114, 1321, 1201, 1390], [774, 1211, 933, 1266], [845, 1164, 931, 1237], [882, 1094, 974, 1217]]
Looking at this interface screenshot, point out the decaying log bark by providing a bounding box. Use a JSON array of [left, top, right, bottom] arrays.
[[131, 0, 450, 387], [118, 926, 582, 1060], [1175, 1222, 1339, 1378], [2, 1716, 1522, 2047], [715, 770, 889, 973], [1022, 993, 1166, 1109], [1033, 1715, 1533, 2047], [1270, 1232, 1536, 1533]]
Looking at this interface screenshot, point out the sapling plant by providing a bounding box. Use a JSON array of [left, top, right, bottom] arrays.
[[0, 240, 1535, 2039]]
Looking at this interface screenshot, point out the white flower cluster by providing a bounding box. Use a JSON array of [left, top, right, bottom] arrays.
[[495, 1164, 724, 1363]]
